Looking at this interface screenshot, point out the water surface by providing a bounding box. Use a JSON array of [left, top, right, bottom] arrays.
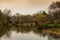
[[1, 31, 48, 40]]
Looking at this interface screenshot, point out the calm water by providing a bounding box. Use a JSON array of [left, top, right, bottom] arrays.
[[0, 31, 48, 40], [0, 27, 60, 40], [1, 31, 60, 40]]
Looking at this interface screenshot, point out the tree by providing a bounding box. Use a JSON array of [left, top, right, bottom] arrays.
[[49, 1, 60, 19], [3, 9, 12, 16], [33, 11, 47, 25], [49, 1, 60, 23]]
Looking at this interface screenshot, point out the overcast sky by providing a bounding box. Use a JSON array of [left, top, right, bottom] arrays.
[[0, 0, 60, 15]]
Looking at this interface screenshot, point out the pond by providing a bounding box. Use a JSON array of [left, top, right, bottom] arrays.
[[0, 30, 60, 40], [0, 27, 60, 40], [0, 31, 48, 40]]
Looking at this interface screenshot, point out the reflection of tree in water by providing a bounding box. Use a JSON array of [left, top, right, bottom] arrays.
[[0, 25, 60, 40], [48, 33, 60, 40]]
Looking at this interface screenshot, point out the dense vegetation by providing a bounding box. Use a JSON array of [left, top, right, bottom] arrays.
[[0, 1, 60, 38]]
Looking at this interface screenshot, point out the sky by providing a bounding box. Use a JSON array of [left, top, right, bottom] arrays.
[[0, 0, 60, 15]]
